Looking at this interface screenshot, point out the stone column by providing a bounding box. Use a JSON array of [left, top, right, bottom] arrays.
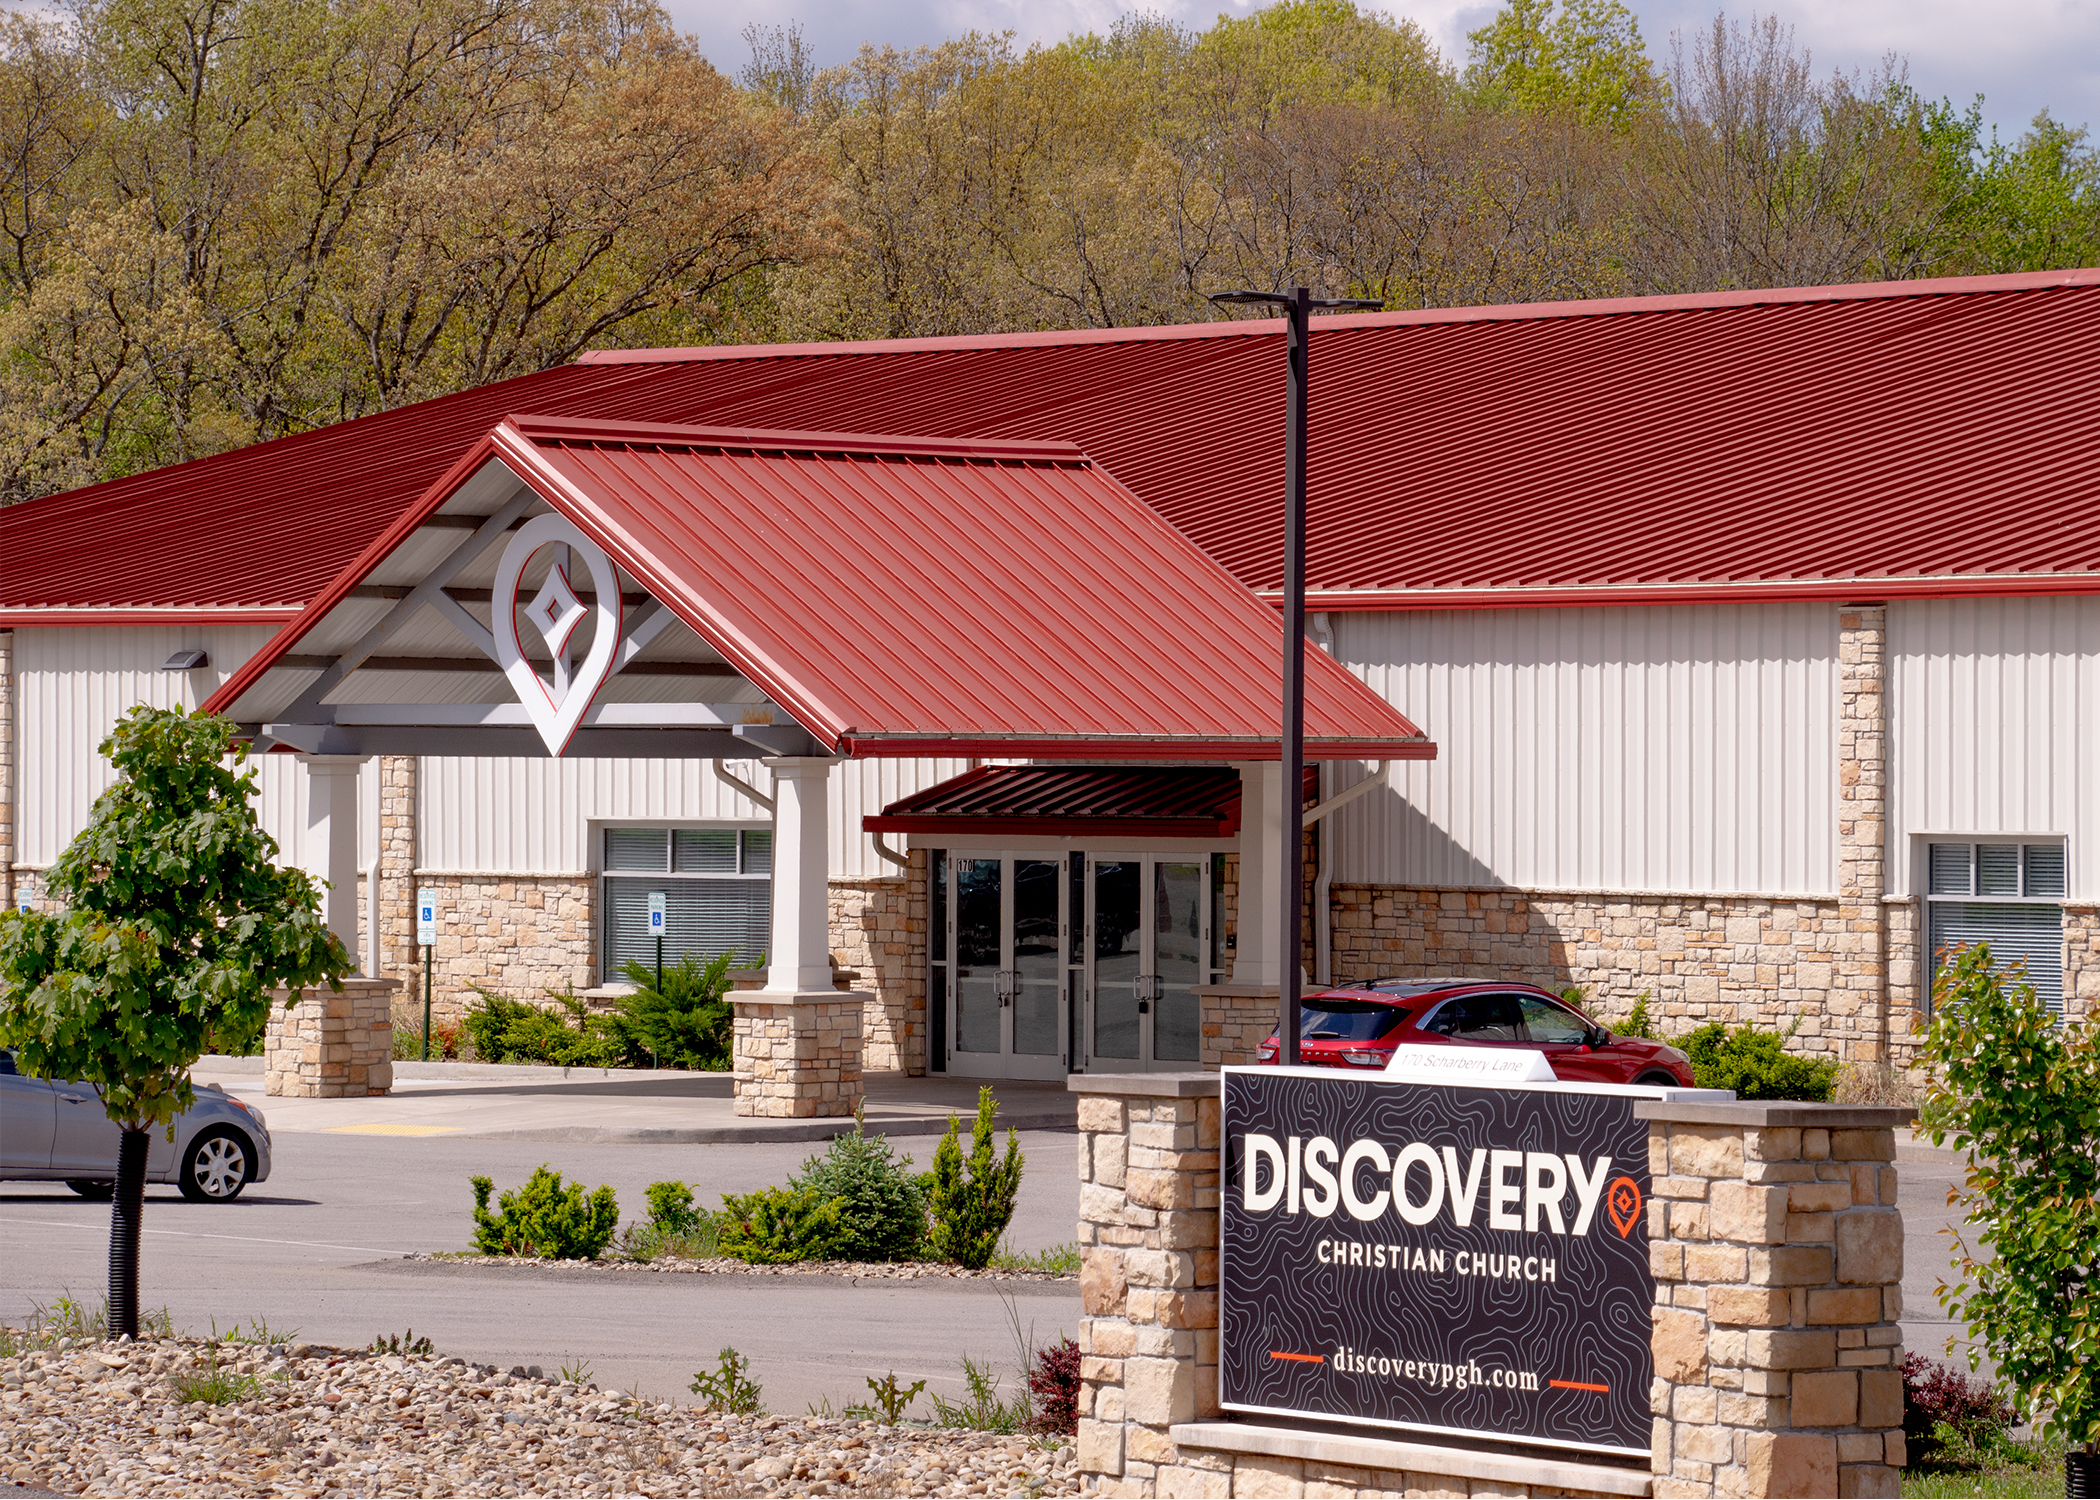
[[1074, 1075, 1222, 1495], [300, 754, 365, 970], [377, 755, 418, 984], [1641, 1099, 1915, 1499], [1836, 607, 1889, 1061], [0, 629, 12, 912], [264, 978, 400, 1096], [731, 756, 865, 1117]]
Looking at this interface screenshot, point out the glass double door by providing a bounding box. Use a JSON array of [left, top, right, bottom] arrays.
[[936, 850, 1214, 1078]]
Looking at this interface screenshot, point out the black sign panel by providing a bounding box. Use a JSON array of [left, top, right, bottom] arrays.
[[1220, 1068, 1654, 1456]]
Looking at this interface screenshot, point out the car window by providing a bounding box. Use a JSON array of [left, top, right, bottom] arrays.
[[1516, 994, 1590, 1045], [0, 1049, 14, 1076], [1301, 999, 1410, 1042], [1419, 994, 1521, 1041]]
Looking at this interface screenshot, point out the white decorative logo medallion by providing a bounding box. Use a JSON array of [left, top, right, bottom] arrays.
[[491, 513, 624, 755]]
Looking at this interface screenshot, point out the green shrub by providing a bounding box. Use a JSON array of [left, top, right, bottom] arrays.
[[460, 988, 632, 1068], [789, 1108, 925, 1261], [1617, 994, 1658, 1040], [470, 1166, 619, 1259], [646, 1180, 702, 1235], [1679, 1021, 1838, 1101], [923, 1085, 1024, 1270], [613, 953, 737, 1070], [716, 1186, 845, 1264]]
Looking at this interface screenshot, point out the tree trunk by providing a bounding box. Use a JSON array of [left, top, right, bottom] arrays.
[[108, 1127, 149, 1338]]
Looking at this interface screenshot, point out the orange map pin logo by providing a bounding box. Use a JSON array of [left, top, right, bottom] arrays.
[[1606, 1177, 1644, 1238]]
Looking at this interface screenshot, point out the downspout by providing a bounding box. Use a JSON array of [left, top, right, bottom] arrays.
[[712, 759, 775, 812], [1311, 614, 1336, 985], [870, 832, 910, 870]]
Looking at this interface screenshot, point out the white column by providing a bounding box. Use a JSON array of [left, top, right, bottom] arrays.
[[1233, 761, 1283, 988], [301, 755, 365, 973], [763, 757, 835, 994]]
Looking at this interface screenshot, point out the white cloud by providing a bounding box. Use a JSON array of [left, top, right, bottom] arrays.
[[680, 0, 2098, 137]]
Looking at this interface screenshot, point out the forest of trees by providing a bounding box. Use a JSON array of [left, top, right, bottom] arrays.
[[1, 0, 2095, 503]]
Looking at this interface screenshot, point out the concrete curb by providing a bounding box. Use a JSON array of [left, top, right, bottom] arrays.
[[461, 1111, 1081, 1144]]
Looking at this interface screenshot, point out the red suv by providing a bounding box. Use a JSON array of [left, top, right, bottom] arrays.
[[1255, 978, 1695, 1087]]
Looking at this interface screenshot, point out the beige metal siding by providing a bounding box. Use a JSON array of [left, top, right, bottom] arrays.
[[418, 756, 969, 877], [1329, 604, 1838, 894], [11, 626, 374, 874], [1889, 597, 2099, 898]]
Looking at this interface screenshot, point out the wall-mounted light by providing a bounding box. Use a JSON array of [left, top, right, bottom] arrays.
[[161, 649, 208, 671]]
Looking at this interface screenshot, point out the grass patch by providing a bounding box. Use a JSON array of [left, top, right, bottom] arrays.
[[172, 1349, 268, 1406], [618, 1217, 723, 1261], [1902, 1432, 2064, 1499], [989, 1240, 1080, 1275]]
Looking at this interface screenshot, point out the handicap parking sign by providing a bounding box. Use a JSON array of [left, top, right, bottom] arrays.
[[648, 892, 666, 935], [417, 889, 437, 946]]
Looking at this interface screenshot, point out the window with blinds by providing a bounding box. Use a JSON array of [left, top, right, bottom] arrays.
[[601, 826, 773, 978], [1926, 841, 2066, 1015]]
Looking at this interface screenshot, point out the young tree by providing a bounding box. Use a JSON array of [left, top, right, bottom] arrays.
[[0, 707, 347, 1336], [1920, 943, 2100, 1458]]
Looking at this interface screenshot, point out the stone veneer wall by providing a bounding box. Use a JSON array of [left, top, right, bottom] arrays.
[[1328, 887, 1910, 1065], [414, 872, 597, 1015], [1643, 1103, 1909, 1499], [829, 873, 917, 1073]]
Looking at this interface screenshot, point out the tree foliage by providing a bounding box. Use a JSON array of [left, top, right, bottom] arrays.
[[0, 706, 348, 1131], [1920, 943, 2100, 1450]]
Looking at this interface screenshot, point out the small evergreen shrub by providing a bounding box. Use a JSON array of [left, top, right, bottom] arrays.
[[470, 1166, 619, 1259], [614, 953, 736, 1070], [790, 1108, 926, 1261], [1027, 1337, 1081, 1436], [1903, 1352, 2017, 1452], [1617, 994, 1658, 1039], [923, 1085, 1025, 1270], [716, 1186, 845, 1264], [460, 990, 621, 1067], [1679, 1021, 1839, 1100], [646, 1180, 702, 1235]]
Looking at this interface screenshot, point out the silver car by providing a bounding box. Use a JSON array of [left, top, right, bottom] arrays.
[[0, 1049, 273, 1202]]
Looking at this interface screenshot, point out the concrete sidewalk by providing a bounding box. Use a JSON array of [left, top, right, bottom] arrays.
[[190, 1057, 1078, 1144]]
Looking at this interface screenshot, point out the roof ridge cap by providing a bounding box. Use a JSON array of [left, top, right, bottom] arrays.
[[575, 267, 2100, 366]]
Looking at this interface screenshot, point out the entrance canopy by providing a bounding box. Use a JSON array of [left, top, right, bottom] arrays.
[[205, 416, 1435, 763], [867, 763, 1323, 839]]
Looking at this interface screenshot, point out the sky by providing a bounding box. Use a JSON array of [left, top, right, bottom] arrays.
[[676, 0, 2100, 141]]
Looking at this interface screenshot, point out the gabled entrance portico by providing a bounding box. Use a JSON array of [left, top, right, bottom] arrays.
[[205, 416, 1434, 1116]]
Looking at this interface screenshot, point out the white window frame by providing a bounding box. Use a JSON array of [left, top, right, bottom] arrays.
[[1922, 837, 2067, 1016], [597, 823, 773, 984]]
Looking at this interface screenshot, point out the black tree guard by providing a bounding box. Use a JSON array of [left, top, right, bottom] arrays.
[[109, 1128, 149, 1338]]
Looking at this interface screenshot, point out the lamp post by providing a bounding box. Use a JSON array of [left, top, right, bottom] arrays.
[[1208, 285, 1381, 1066]]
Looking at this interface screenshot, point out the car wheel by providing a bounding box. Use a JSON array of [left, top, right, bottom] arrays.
[[178, 1127, 254, 1202], [65, 1179, 116, 1201], [1636, 1070, 1682, 1087]]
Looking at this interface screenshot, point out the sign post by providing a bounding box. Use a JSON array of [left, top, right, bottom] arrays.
[[1219, 1064, 1658, 1458], [416, 889, 437, 1061], [648, 891, 666, 994]]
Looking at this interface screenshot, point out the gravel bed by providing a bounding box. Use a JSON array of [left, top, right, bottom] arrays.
[[0, 1337, 1078, 1497], [410, 1253, 1077, 1283]]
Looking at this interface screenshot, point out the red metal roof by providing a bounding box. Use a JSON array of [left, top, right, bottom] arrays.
[[868, 764, 1249, 837], [206, 417, 1435, 761], [863, 762, 1321, 838], [10, 267, 2100, 620]]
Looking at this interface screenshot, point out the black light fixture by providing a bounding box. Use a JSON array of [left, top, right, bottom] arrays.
[[1208, 286, 1382, 1067], [160, 648, 209, 671]]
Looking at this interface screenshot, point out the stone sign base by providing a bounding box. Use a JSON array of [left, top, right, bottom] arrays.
[[732, 993, 864, 1117], [264, 977, 399, 1097]]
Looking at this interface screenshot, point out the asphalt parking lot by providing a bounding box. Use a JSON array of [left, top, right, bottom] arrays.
[[0, 1128, 1085, 1416]]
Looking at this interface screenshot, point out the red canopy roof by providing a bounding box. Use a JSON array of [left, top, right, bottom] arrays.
[[864, 763, 1320, 838], [206, 417, 1434, 761], [9, 267, 2100, 621]]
